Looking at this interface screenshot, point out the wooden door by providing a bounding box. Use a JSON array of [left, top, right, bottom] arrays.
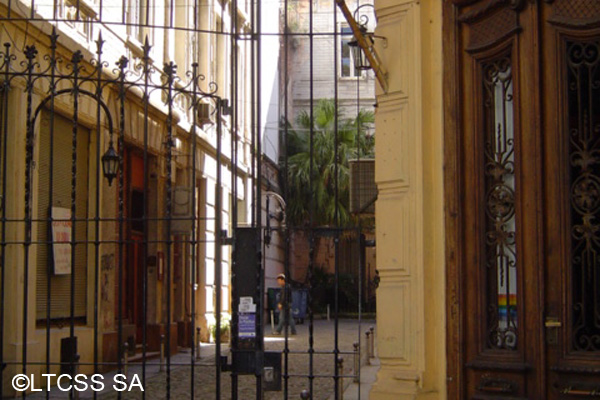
[[445, 1, 600, 398], [116, 148, 146, 338], [128, 233, 144, 339], [541, 1, 600, 398]]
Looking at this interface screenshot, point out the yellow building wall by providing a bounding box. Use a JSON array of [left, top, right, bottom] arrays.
[[371, 0, 445, 399]]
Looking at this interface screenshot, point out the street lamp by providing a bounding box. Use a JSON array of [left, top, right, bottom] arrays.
[[335, 0, 388, 92], [347, 25, 371, 71], [102, 142, 119, 186]]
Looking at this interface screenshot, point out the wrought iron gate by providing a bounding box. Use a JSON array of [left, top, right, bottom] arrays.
[[0, 0, 377, 399]]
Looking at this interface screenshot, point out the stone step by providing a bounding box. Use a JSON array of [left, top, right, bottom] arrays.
[[127, 350, 160, 363]]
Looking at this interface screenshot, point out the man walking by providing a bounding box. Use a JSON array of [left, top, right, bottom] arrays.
[[274, 274, 297, 335]]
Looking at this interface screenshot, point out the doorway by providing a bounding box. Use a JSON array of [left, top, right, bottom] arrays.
[[115, 148, 147, 342], [445, 1, 600, 398]]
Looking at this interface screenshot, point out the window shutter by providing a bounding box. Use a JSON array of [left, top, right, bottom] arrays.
[[36, 111, 89, 320]]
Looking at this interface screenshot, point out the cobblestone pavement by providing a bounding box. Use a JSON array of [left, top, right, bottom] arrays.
[[94, 318, 375, 400]]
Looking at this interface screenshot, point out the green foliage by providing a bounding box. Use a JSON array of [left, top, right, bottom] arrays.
[[281, 99, 375, 227], [309, 266, 361, 313], [209, 315, 230, 339]]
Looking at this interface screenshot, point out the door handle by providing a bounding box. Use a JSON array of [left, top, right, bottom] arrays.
[[559, 386, 600, 397], [545, 317, 562, 328], [545, 317, 561, 345]]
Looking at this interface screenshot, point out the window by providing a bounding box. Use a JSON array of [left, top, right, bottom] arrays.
[[481, 55, 517, 350], [565, 39, 600, 351], [126, 0, 153, 43]]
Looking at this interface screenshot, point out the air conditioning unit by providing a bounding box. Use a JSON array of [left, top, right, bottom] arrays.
[[349, 159, 376, 214]]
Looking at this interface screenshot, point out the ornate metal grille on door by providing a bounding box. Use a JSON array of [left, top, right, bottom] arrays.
[[0, 1, 376, 399]]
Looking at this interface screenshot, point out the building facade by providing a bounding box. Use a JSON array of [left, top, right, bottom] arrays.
[[0, 0, 257, 394], [285, 0, 376, 120]]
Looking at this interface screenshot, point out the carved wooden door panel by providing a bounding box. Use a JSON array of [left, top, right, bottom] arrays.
[[542, 1, 600, 398], [452, 1, 544, 398], [447, 0, 600, 399]]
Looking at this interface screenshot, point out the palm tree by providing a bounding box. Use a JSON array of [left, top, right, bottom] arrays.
[[281, 99, 374, 227]]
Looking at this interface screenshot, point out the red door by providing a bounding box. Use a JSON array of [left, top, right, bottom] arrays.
[[115, 148, 146, 341]]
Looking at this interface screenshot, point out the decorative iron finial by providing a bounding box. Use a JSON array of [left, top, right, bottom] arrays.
[[95, 31, 105, 55], [116, 55, 129, 71], [71, 50, 83, 65], [164, 61, 177, 77], [24, 45, 37, 60], [142, 36, 152, 60], [49, 27, 59, 50]]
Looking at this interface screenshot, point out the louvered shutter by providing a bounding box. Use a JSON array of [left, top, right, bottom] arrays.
[[36, 111, 89, 320]]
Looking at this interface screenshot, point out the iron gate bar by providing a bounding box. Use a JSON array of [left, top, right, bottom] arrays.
[[215, 96, 223, 400], [250, 0, 256, 232], [230, 0, 239, 395], [67, 49, 80, 375], [165, 54, 173, 400], [309, 1, 315, 397], [93, 33, 103, 400], [351, 6, 367, 398], [116, 53, 126, 400], [21, 43, 35, 400], [142, 37, 151, 400], [282, 0, 290, 398], [256, 0, 264, 398], [189, 59, 197, 400], [44, 32, 58, 400], [333, 3, 341, 398]]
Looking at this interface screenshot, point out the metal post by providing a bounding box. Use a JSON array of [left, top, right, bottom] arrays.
[[300, 390, 310, 399], [337, 356, 344, 400], [369, 326, 375, 357], [196, 328, 201, 360], [271, 310, 275, 332], [123, 342, 129, 379], [327, 304, 330, 322], [353, 342, 359, 383], [73, 354, 80, 400], [365, 330, 371, 362], [160, 334, 165, 372]]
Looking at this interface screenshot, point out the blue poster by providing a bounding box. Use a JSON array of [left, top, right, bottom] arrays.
[[239, 313, 256, 338]]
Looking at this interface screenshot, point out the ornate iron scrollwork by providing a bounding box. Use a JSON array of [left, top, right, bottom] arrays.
[[566, 39, 600, 352], [482, 55, 518, 350], [508, 0, 526, 11]]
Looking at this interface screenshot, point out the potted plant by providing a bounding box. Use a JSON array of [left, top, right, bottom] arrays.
[[209, 316, 231, 343]]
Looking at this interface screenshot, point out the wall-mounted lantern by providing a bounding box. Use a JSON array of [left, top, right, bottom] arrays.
[[102, 142, 119, 186], [347, 25, 371, 71], [336, 0, 388, 92]]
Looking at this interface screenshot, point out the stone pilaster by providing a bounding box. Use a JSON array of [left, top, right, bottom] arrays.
[[371, 0, 445, 398]]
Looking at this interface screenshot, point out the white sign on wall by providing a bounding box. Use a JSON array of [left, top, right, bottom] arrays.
[[51, 207, 72, 275]]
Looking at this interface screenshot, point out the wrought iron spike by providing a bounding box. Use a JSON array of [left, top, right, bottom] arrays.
[[95, 31, 105, 54], [49, 27, 59, 50], [142, 36, 152, 59]]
